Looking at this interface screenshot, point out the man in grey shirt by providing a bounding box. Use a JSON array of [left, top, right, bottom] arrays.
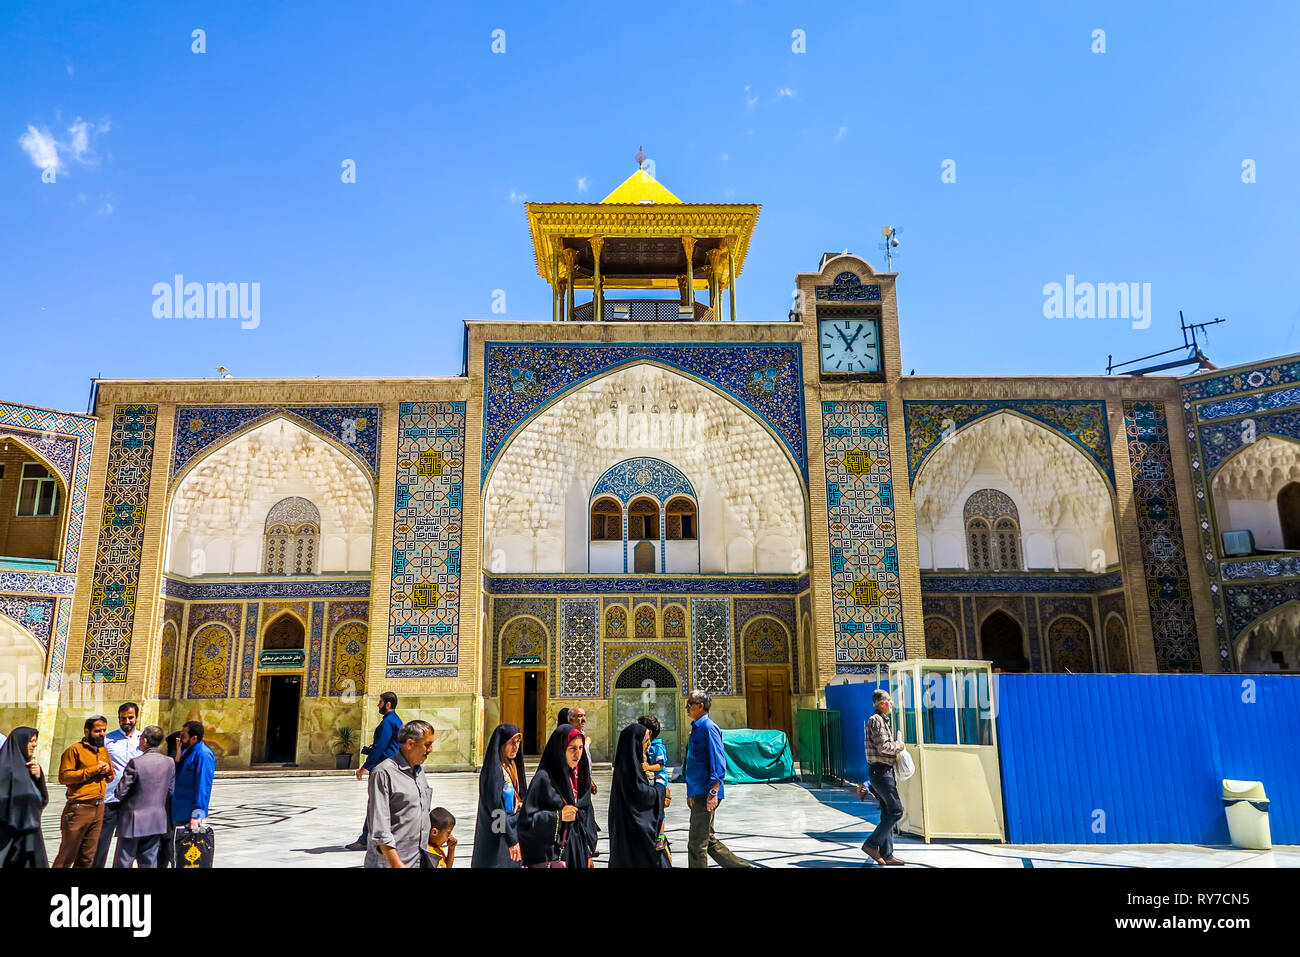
[[364, 719, 434, 868]]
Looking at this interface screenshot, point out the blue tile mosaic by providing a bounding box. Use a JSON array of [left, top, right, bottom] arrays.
[[482, 342, 807, 480], [172, 405, 381, 478]]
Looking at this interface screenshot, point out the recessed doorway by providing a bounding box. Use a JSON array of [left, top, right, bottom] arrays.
[[500, 668, 548, 756], [254, 674, 301, 765]]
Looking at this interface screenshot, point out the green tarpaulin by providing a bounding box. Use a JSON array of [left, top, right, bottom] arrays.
[[674, 728, 794, 785]]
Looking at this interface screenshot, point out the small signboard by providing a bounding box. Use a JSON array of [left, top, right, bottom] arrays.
[[504, 655, 542, 666], [259, 649, 306, 668]]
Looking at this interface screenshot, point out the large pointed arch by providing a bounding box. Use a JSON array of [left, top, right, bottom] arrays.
[[1209, 434, 1300, 552], [163, 416, 376, 578], [1233, 599, 1300, 672], [912, 410, 1121, 572], [0, 433, 72, 566], [483, 357, 808, 494], [483, 361, 809, 574], [0, 610, 47, 705]]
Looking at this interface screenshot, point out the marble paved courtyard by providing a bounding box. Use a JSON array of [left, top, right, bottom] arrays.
[[41, 772, 1299, 868]]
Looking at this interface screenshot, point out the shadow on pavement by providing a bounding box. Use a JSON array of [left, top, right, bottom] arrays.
[[295, 845, 366, 855]]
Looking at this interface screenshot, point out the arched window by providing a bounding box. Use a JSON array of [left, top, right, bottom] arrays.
[[1280, 482, 1300, 550], [964, 489, 1022, 571], [665, 497, 697, 541], [628, 498, 658, 541], [263, 497, 321, 575], [967, 518, 992, 570], [994, 517, 1021, 570], [265, 525, 290, 574], [590, 497, 622, 542]]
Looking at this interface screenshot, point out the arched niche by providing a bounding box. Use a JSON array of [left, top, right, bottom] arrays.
[[0, 435, 70, 565], [1210, 436, 1300, 551], [482, 362, 806, 574], [1234, 601, 1300, 673], [980, 610, 1028, 672], [164, 417, 374, 577], [0, 613, 47, 706], [913, 412, 1118, 572]]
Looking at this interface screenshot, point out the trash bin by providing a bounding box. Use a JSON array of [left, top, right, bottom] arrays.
[[1222, 779, 1271, 850]]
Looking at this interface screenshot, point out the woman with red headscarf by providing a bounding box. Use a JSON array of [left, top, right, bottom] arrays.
[[519, 724, 593, 868]]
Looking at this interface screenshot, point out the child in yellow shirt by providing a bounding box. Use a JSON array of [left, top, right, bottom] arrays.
[[426, 807, 457, 868]]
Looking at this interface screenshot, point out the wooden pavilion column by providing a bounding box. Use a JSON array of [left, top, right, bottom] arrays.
[[551, 246, 560, 322], [589, 236, 604, 321], [682, 236, 696, 310], [561, 248, 577, 321], [726, 235, 738, 321]]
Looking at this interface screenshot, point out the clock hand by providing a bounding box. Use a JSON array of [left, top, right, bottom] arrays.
[[835, 327, 853, 350]]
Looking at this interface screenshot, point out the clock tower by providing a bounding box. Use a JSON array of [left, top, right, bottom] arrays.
[[796, 251, 927, 667]]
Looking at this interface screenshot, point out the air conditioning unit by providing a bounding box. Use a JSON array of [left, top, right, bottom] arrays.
[[1222, 529, 1256, 557]]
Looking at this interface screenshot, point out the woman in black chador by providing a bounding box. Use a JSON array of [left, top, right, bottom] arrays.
[[607, 722, 671, 868], [472, 723, 527, 868], [0, 727, 49, 868], [519, 724, 593, 868]]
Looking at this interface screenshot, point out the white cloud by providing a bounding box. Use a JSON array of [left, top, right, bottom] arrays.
[[508, 188, 528, 203], [777, 87, 795, 97], [67, 120, 90, 158], [19, 125, 61, 171], [66, 64, 74, 77], [98, 201, 113, 215], [744, 85, 758, 111], [576, 177, 588, 193], [835, 126, 848, 141], [17, 115, 110, 175], [720, 153, 729, 163]]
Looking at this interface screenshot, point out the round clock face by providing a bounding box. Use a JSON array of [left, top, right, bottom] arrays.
[[819, 317, 881, 374]]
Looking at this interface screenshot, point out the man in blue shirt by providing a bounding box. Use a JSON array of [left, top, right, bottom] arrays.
[[684, 690, 753, 868], [345, 691, 401, 850], [92, 701, 143, 867], [172, 720, 216, 829]]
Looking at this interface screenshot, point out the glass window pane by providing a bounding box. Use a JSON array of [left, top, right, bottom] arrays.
[[922, 668, 958, 744], [956, 668, 994, 746], [893, 671, 918, 744], [17, 481, 37, 516], [39, 481, 57, 516]]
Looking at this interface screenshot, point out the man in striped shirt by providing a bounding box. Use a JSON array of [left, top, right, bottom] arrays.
[[861, 689, 907, 865]]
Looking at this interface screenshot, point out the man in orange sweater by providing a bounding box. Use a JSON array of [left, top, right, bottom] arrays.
[[53, 715, 115, 868]]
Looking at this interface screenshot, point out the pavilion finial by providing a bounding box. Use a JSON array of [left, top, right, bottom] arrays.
[[635, 145, 646, 169]]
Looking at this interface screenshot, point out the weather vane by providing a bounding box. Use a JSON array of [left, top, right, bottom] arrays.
[[635, 146, 646, 170]]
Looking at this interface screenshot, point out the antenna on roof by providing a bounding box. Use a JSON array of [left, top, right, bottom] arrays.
[[878, 226, 900, 271], [1106, 311, 1226, 375], [635, 146, 646, 170]]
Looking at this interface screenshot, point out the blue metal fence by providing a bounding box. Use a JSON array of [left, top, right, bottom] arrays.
[[825, 677, 889, 786], [824, 673, 1300, 845], [996, 674, 1300, 845]]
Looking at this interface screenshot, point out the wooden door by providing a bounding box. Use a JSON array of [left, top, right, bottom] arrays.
[[251, 675, 272, 764], [745, 666, 792, 740], [766, 667, 792, 740], [501, 669, 525, 732]]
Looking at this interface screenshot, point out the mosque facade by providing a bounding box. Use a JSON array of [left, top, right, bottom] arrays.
[[3, 168, 1299, 768]]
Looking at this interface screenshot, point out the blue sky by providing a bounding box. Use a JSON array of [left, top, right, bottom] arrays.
[[3, 1, 1298, 412]]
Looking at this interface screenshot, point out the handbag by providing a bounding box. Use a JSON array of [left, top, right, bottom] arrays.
[[173, 824, 215, 869], [523, 822, 569, 869], [895, 746, 916, 783]]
